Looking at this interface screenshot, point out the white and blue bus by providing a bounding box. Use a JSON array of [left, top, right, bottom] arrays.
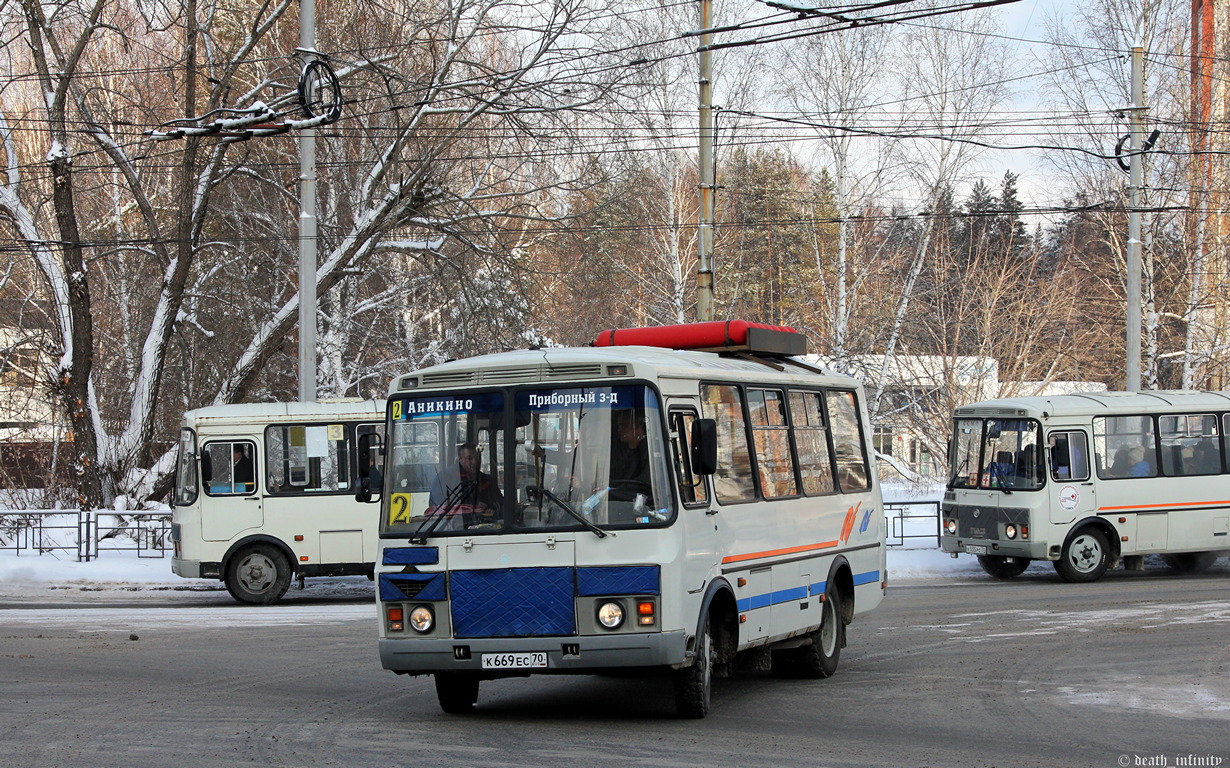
[[364, 321, 885, 717], [171, 399, 385, 604], [942, 391, 1230, 581]]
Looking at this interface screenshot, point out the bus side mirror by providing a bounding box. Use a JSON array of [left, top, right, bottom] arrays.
[[691, 419, 718, 476], [201, 452, 213, 484], [356, 432, 384, 504]]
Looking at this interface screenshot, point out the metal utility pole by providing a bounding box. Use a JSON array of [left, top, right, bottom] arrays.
[[297, 0, 318, 402], [1125, 42, 1145, 392], [696, 0, 716, 322]]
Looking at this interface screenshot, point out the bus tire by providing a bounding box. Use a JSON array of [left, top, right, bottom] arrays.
[[801, 583, 843, 679], [772, 583, 843, 679], [1054, 527, 1110, 583], [977, 555, 1031, 579], [673, 614, 713, 719], [434, 672, 480, 714], [1161, 552, 1219, 574], [225, 544, 292, 604]]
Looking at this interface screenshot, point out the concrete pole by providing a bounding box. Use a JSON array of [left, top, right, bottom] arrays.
[[1125, 43, 1144, 392], [696, 0, 716, 322], [298, 0, 318, 402]]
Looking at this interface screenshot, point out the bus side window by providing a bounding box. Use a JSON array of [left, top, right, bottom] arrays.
[[825, 390, 870, 493], [1159, 413, 1220, 476], [670, 410, 709, 507], [747, 388, 798, 499], [700, 384, 757, 503], [1094, 415, 1156, 479], [789, 390, 835, 495], [265, 424, 351, 494], [1048, 431, 1089, 482], [202, 440, 256, 495]]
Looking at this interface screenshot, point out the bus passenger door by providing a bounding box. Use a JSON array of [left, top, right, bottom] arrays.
[[669, 407, 718, 593], [199, 439, 262, 542], [1048, 430, 1095, 526]]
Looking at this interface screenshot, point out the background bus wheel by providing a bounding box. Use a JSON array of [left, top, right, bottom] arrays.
[[434, 672, 480, 713], [674, 615, 713, 718], [1053, 528, 1109, 583], [1161, 552, 1219, 574], [224, 545, 292, 605], [977, 555, 1031, 579]]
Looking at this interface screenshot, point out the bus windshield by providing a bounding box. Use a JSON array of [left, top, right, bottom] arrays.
[[382, 385, 675, 537], [949, 417, 1044, 491]]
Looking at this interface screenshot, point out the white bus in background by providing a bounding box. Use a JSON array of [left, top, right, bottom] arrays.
[[941, 391, 1230, 582], [365, 321, 886, 718], [171, 399, 385, 604]]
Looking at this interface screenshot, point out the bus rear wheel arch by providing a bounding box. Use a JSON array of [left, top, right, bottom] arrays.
[[1054, 526, 1111, 583], [225, 543, 292, 604]]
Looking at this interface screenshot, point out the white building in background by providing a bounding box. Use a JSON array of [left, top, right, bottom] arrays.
[[810, 354, 1106, 483]]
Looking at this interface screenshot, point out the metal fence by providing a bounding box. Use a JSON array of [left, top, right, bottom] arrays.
[[1, 501, 940, 560], [0, 511, 171, 561], [884, 500, 941, 549]]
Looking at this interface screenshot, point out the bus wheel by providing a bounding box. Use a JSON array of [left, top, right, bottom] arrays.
[[225, 545, 292, 605], [801, 584, 843, 679], [1054, 528, 1109, 583], [673, 614, 713, 718], [434, 672, 480, 714], [772, 583, 843, 680], [1161, 552, 1219, 574], [977, 555, 1031, 579]]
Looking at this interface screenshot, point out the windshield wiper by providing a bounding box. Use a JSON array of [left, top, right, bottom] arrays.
[[410, 479, 474, 543], [538, 487, 609, 539], [946, 456, 969, 490]]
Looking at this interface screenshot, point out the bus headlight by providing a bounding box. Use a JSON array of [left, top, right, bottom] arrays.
[[1005, 524, 1018, 540], [597, 601, 625, 629], [945, 519, 957, 536], [409, 605, 434, 633]]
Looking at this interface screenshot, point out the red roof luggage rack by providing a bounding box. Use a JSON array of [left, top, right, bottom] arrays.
[[593, 320, 806, 356]]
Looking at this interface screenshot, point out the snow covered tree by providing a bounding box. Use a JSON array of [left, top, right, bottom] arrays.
[[0, 0, 644, 506]]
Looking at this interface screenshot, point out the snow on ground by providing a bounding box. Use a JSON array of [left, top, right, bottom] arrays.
[[0, 545, 982, 601]]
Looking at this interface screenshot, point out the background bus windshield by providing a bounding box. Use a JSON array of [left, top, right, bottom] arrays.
[[950, 417, 1043, 491]]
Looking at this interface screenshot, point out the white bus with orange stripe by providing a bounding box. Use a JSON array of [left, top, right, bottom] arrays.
[[941, 391, 1230, 582], [366, 321, 886, 718]]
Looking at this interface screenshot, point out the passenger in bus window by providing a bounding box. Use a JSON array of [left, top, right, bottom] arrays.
[[1194, 437, 1220, 474], [1128, 446, 1152, 477], [1108, 446, 1133, 478], [233, 445, 254, 492]]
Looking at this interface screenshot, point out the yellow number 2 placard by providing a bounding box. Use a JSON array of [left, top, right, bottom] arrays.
[[388, 493, 414, 525]]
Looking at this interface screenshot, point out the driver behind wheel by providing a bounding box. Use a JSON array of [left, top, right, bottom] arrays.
[[609, 409, 652, 504]]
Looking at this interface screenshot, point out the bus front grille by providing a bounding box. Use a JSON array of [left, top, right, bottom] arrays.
[[953, 504, 1030, 540], [450, 567, 576, 638]]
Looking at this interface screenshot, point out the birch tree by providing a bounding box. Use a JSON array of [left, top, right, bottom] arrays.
[[865, 7, 1008, 422], [0, 0, 642, 506], [1043, 0, 1195, 388]]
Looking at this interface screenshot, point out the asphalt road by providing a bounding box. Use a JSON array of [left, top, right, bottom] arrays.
[[1, 569, 1227, 768]]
